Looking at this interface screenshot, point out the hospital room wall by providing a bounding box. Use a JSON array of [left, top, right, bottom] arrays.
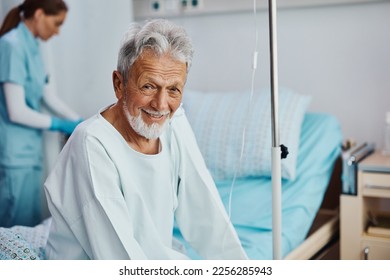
[[165, 2, 390, 149]]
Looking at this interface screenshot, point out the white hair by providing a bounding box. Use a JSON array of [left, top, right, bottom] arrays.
[[117, 19, 194, 84]]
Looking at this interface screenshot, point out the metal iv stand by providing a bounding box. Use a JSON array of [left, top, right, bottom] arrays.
[[268, 0, 289, 260]]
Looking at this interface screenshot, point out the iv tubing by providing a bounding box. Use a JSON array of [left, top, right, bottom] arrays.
[[227, 0, 259, 219]]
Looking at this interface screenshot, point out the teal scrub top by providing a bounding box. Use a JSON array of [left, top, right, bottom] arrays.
[[0, 22, 47, 167]]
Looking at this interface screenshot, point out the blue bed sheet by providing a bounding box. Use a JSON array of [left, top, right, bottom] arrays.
[[173, 112, 342, 259]]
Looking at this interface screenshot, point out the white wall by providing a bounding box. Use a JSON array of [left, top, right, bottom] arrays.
[[0, 0, 20, 17], [136, 2, 390, 149], [47, 0, 133, 118]]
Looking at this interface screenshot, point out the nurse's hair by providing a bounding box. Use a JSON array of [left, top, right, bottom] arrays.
[[117, 19, 194, 84], [0, 0, 68, 37]]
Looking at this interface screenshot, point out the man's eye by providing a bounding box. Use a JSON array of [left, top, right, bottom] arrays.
[[170, 88, 180, 94]]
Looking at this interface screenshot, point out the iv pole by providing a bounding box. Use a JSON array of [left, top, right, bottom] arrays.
[[268, 0, 282, 260]]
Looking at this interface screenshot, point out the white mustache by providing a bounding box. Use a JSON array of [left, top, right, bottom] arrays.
[[142, 109, 170, 118]]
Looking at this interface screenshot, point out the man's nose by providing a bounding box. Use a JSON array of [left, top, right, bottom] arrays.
[[151, 90, 169, 111]]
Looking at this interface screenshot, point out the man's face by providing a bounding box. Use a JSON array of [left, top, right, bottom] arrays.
[[121, 50, 187, 139]]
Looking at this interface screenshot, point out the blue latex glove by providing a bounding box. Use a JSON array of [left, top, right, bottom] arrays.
[[50, 117, 83, 135]]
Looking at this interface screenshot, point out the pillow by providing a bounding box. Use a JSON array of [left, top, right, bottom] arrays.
[[182, 88, 311, 181]]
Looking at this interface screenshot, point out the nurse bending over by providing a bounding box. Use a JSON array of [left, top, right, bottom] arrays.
[[0, 0, 82, 227], [44, 19, 248, 260]]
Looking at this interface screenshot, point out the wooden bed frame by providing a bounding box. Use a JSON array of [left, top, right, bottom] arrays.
[[284, 157, 342, 260]]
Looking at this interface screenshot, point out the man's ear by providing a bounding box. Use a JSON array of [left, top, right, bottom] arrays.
[[112, 71, 124, 100]]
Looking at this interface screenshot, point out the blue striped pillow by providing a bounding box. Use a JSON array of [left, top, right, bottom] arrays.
[[182, 88, 311, 181]]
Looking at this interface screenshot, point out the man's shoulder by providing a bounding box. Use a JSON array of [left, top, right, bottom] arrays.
[[71, 115, 100, 138], [64, 115, 107, 150], [69, 113, 126, 153]]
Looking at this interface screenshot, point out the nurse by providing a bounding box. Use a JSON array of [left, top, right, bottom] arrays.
[[0, 0, 82, 227]]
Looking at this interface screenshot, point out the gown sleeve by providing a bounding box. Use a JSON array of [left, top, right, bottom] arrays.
[[44, 125, 147, 259], [170, 108, 248, 260]]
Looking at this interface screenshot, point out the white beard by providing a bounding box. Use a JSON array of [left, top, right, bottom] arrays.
[[123, 103, 169, 140]]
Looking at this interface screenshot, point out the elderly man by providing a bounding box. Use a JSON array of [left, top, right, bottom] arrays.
[[44, 19, 247, 260]]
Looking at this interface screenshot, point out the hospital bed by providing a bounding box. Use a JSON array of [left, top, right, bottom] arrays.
[[0, 88, 342, 260], [173, 88, 343, 260]]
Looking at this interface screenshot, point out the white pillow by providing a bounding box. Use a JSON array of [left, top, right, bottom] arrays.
[[182, 88, 311, 181]]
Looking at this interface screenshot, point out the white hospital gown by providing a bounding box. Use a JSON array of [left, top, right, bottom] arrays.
[[44, 106, 247, 260]]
